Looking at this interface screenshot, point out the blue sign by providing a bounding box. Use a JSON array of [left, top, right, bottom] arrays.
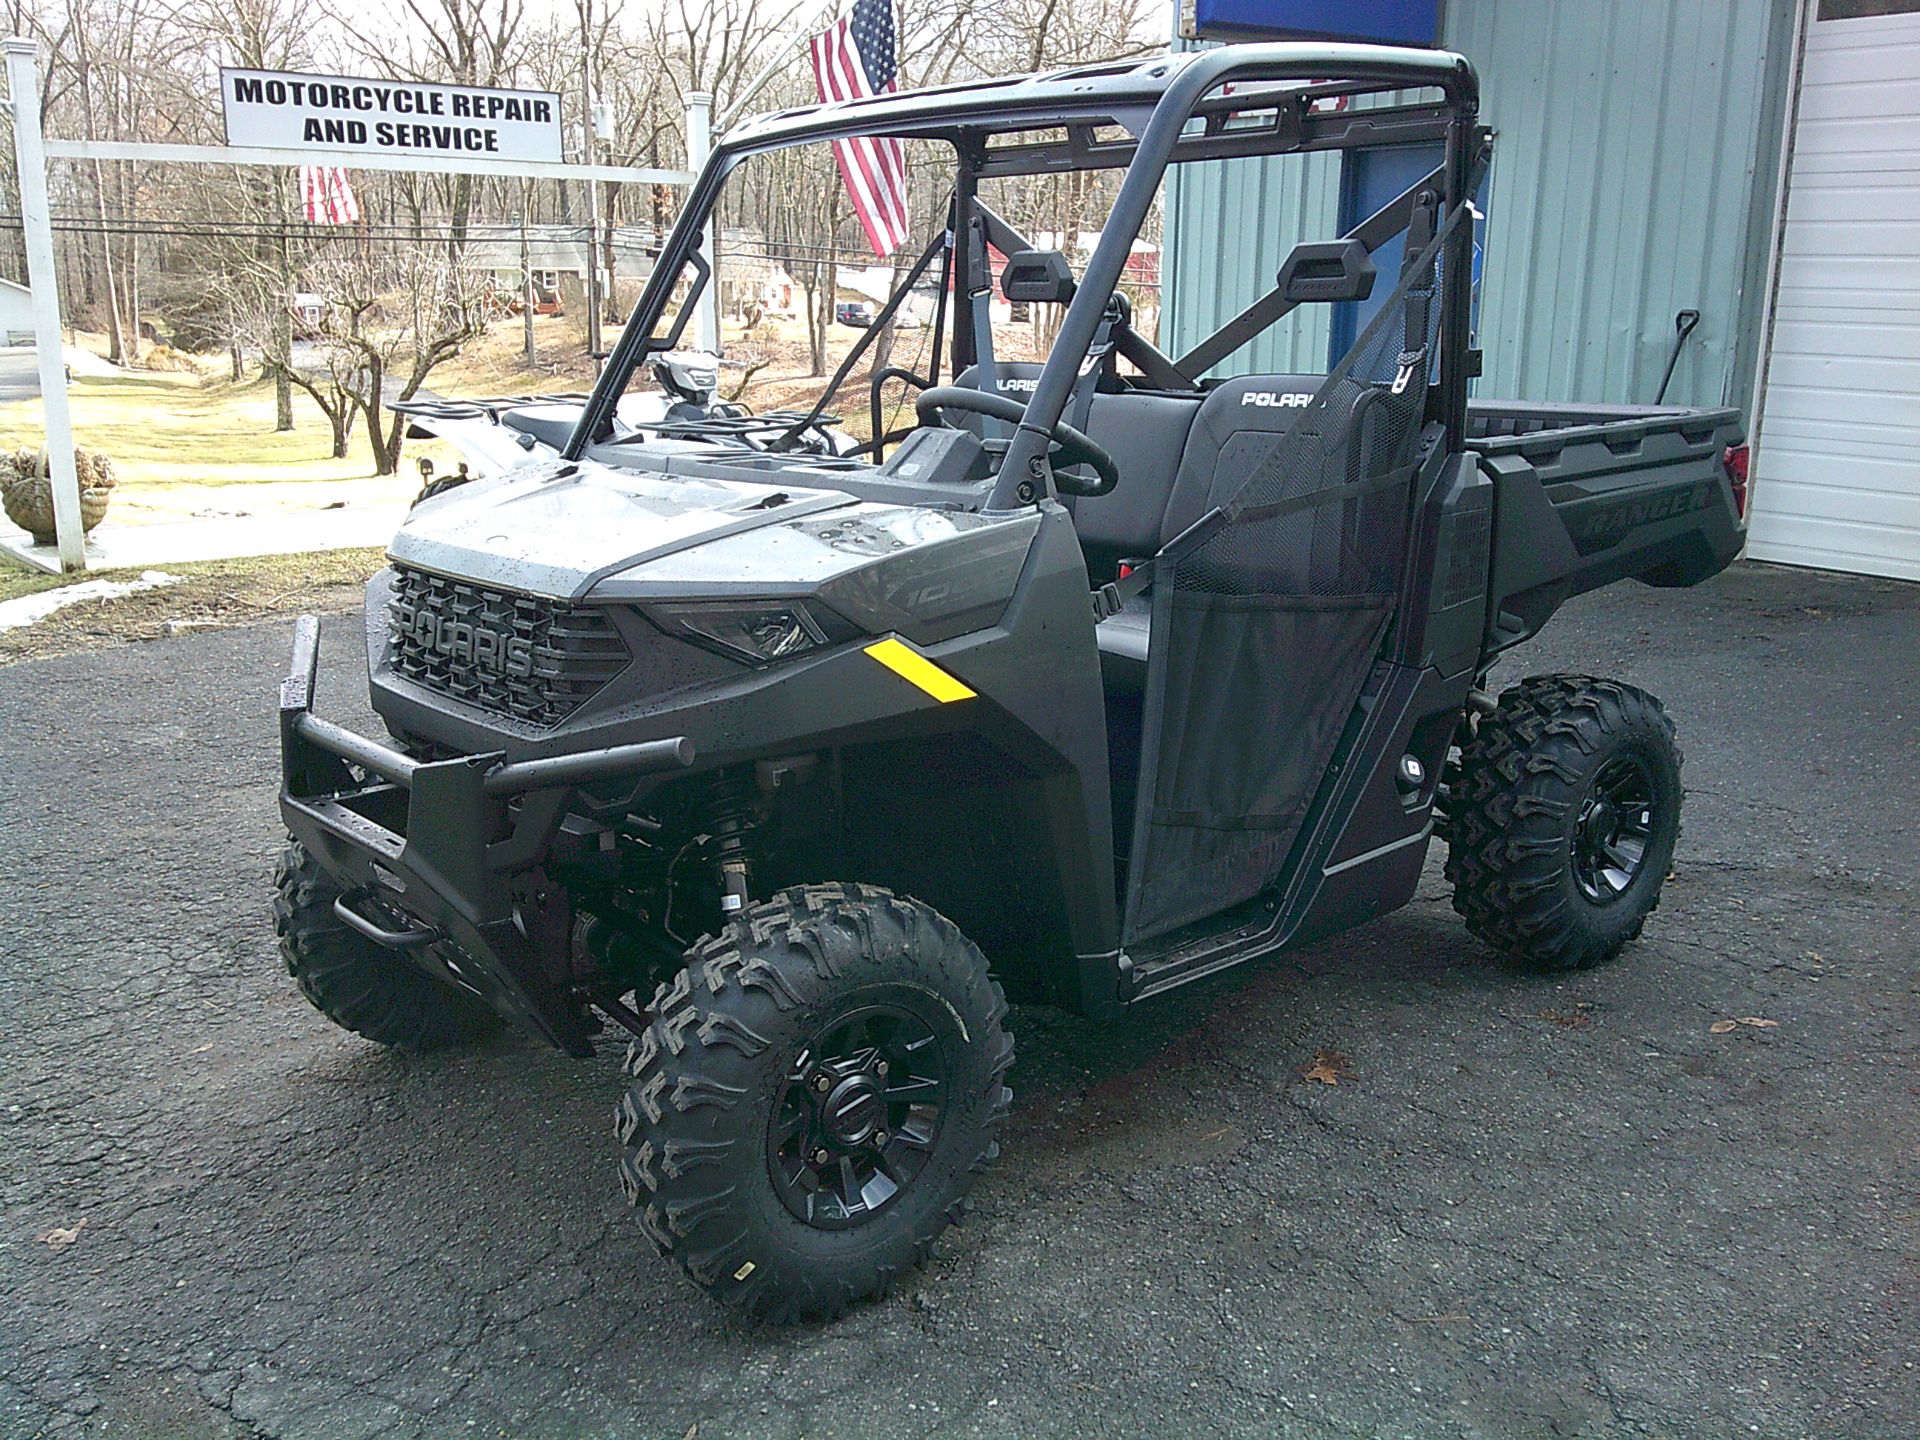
[[1192, 0, 1440, 46]]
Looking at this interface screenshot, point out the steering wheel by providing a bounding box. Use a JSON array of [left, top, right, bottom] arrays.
[[914, 386, 1120, 497]]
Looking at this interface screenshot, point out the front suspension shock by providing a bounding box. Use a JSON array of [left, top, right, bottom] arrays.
[[704, 771, 758, 917]]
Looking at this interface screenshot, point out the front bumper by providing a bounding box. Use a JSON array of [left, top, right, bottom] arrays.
[[277, 615, 694, 1055]]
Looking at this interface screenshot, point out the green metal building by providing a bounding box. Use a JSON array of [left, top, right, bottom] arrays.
[[1162, 0, 1800, 413]]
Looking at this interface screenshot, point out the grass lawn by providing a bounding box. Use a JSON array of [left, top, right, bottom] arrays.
[[0, 318, 602, 531], [0, 365, 449, 531], [433, 312, 599, 395], [0, 547, 385, 662], [0, 369, 391, 490]]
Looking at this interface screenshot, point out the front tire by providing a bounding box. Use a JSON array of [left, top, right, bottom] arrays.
[[272, 838, 497, 1048], [616, 883, 1013, 1323], [1444, 676, 1683, 971]]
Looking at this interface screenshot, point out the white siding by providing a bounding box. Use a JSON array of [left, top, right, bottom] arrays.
[[0, 281, 33, 344], [1749, 5, 1920, 580]]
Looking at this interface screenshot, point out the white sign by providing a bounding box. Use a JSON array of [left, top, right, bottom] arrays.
[[220, 68, 563, 164]]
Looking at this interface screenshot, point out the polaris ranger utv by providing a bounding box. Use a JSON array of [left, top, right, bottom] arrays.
[[273, 42, 1747, 1321]]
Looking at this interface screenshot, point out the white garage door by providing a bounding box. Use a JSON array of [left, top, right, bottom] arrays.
[[1748, 2, 1920, 581]]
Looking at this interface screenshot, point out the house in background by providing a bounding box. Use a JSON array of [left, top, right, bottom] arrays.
[[0, 277, 35, 345], [1163, 0, 1920, 581]]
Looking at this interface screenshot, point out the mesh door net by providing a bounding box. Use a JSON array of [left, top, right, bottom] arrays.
[[1121, 208, 1462, 943]]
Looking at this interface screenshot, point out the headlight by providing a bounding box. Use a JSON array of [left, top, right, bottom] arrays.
[[649, 599, 859, 666]]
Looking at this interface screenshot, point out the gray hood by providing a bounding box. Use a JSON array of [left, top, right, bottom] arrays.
[[387, 458, 856, 600]]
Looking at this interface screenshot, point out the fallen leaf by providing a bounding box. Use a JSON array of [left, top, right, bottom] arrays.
[[1302, 1049, 1353, 1086], [190, 1042, 214, 1055], [1736, 1017, 1779, 1028], [1709, 1020, 1738, 1034], [1539, 1005, 1592, 1029], [36, 1219, 87, 1248], [1710, 1016, 1779, 1034]]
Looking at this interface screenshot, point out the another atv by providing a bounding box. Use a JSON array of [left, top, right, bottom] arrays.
[[273, 41, 1746, 1321]]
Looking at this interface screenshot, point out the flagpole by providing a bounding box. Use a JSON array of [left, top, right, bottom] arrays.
[[717, 0, 841, 130]]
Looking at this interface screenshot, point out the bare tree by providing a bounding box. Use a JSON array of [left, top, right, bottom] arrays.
[[331, 0, 529, 259], [172, 0, 327, 430], [306, 243, 490, 473], [737, 142, 848, 377], [66, 0, 128, 364], [263, 341, 363, 458]]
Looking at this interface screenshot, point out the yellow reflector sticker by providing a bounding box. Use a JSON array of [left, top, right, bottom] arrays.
[[864, 638, 977, 703]]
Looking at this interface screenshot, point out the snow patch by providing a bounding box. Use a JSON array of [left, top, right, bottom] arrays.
[[0, 569, 182, 632]]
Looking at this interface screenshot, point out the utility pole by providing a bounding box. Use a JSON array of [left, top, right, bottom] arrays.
[[687, 0, 835, 353], [520, 179, 536, 369]]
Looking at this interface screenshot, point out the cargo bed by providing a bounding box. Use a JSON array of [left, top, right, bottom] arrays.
[[1464, 399, 1746, 654]]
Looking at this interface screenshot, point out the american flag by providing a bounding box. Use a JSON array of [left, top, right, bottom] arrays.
[[299, 164, 361, 226], [809, 0, 909, 257]]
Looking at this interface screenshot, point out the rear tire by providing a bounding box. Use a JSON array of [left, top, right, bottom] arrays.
[[1444, 675, 1682, 971], [616, 883, 1013, 1323], [272, 838, 497, 1048]]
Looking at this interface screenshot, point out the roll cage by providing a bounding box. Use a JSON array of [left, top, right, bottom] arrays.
[[566, 42, 1483, 509]]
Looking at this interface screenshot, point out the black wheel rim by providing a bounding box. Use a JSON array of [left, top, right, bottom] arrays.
[[1572, 754, 1657, 904], [767, 1003, 949, 1229]]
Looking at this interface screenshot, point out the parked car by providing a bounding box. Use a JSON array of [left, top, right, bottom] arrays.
[[835, 300, 874, 328]]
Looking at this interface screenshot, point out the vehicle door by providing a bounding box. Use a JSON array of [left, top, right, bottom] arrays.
[[1121, 205, 1462, 943]]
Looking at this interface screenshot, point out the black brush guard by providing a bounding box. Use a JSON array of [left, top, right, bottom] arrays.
[[277, 615, 695, 1055]]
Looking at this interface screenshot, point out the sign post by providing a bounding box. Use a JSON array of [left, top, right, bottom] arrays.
[[4, 38, 85, 571]]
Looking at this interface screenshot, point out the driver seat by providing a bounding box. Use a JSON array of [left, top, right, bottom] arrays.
[[1092, 372, 1335, 698]]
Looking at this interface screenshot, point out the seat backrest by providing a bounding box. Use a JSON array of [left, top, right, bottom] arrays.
[[1160, 374, 1327, 542], [947, 362, 1045, 441], [1161, 373, 1409, 595], [950, 364, 1201, 582]]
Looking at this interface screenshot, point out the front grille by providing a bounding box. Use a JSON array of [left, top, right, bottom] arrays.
[[387, 566, 629, 728]]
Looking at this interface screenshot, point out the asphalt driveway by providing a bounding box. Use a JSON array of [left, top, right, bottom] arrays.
[[2, 560, 1916, 1439], [0, 346, 40, 403]]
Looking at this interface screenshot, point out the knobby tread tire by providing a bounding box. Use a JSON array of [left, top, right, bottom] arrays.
[[272, 838, 497, 1049], [1444, 675, 1683, 972], [616, 882, 1013, 1324]]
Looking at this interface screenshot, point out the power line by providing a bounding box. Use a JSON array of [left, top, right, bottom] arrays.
[[0, 218, 1163, 267], [0, 216, 1166, 288]]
